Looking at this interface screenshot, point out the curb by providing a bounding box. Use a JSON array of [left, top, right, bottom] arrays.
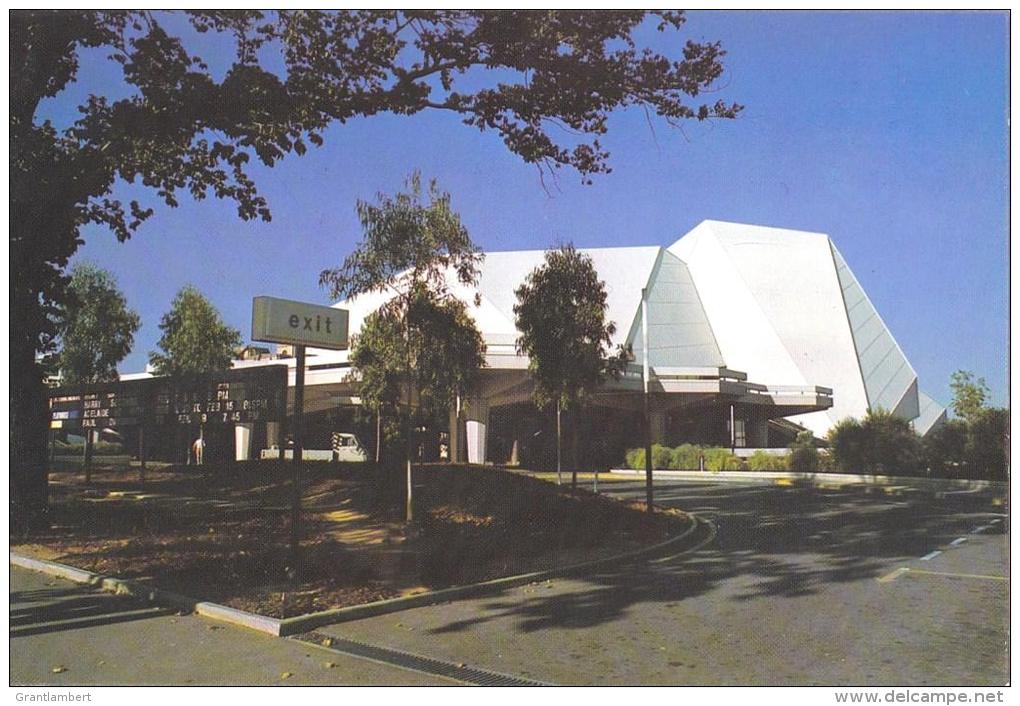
[[276, 514, 710, 636], [10, 513, 711, 638], [607, 469, 1007, 492], [9, 551, 282, 635]]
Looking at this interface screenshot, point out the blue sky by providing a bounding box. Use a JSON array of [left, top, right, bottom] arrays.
[[42, 10, 1009, 408]]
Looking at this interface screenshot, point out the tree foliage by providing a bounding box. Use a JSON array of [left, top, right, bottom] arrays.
[[13, 9, 740, 381], [321, 173, 485, 440], [149, 286, 242, 376], [949, 370, 990, 425], [11, 9, 739, 526], [54, 263, 141, 385], [964, 407, 1008, 480], [827, 410, 923, 477], [352, 292, 486, 424], [922, 419, 968, 477], [513, 244, 626, 411]]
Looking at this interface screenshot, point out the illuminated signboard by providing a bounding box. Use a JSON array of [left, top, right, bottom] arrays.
[[47, 366, 288, 431]]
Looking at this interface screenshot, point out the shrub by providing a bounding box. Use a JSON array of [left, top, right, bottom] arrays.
[[651, 444, 672, 470], [828, 410, 923, 476], [788, 431, 819, 473], [52, 439, 125, 455], [625, 447, 645, 471], [923, 419, 967, 478], [816, 450, 836, 472], [748, 450, 786, 471], [669, 444, 703, 470], [703, 447, 741, 472], [965, 408, 1008, 481]]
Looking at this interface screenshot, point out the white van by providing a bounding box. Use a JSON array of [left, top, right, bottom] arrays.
[[330, 432, 368, 462], [259, 432, 368, 462]]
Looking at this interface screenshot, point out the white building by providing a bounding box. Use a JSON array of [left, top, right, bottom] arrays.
[[232, 220, 945, 466]]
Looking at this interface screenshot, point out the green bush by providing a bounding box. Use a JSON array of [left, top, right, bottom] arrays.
[[923, 419, 967, 477], [964, 408, 1008, 481], [52, 439, 125, 455], [669, 444, 703, 470], [827, 410, 922, 476], [748, 450, 786, 471], [816, 450, 836, 472], [703, 447, 741, 472], [651, 444, 672, 470], [623, 444, 746, 472], [625, 447, 645, 471], [788, 431, 819, 473]]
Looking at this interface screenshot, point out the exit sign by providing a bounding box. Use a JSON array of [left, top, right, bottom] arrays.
[[251, 296, 349, 350]]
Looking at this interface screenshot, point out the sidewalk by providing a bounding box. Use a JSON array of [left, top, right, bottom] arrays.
[[10, 565, 452, 686]]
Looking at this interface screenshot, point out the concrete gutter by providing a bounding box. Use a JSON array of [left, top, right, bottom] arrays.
[[608, 469, 1006, 492], [10, 513, 711, 638]]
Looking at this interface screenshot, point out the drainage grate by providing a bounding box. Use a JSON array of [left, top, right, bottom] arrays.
[[295, 631, 551, 686]]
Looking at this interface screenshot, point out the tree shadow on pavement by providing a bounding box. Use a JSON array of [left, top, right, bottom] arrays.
[[10, 585, 173, 638], [426, 483, 1005, 635]]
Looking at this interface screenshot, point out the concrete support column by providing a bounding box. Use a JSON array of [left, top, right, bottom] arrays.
[[266, 421, 281, 449], [649, 410, 668, 445], [464, 399, 489, 465], [448, 402, 462, 464], [235, 423, 253, 461]]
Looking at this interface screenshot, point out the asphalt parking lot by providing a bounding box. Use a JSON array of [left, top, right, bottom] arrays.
[[309, 479, 1009, 685]]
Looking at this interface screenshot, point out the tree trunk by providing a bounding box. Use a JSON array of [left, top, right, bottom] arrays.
[[10, 354, 50, 535], [570, 407, 579, 491], [555, 402, 562, 484]]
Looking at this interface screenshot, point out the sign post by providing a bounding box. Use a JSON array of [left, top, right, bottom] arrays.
[[290, 345, 306, 566], [251, 296, 348, 576]]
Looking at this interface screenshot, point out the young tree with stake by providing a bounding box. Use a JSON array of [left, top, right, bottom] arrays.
[[513, 244, 627, 489], [321, 173, 485, 522]]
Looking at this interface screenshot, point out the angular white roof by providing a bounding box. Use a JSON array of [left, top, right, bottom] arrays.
[[668, 220, 925, 437], [327, 219, 944, 438]]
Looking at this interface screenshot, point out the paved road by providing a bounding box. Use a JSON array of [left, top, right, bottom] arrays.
[[9, 566, 452, 686], [308, 479, 1008, 686], [11, 479, 1008, 686]]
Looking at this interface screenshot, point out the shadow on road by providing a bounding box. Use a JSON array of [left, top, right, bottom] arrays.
[[10, 585, 173, 638], [425, 483, 1006, 635]]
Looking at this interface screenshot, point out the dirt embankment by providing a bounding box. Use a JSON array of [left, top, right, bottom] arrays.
[[14, 464, 687, 618]]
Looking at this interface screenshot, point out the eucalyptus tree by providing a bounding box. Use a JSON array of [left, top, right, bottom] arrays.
[[513, 244, 626, 488], [321, 173, 485, 521], [149, 286, 242, 376], [55, 263, 141, 385]]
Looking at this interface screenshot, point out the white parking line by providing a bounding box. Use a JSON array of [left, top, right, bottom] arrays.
[[950, 537, 968, 547], [920, 550, 942, 561]]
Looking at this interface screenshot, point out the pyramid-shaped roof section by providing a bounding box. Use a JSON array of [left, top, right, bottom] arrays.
[[668, 219, 921, 436]]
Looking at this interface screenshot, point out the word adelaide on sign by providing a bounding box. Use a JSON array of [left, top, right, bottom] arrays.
[[47, 367, 288, 431]]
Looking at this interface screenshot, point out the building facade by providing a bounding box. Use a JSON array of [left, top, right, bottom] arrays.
[[218, 220, 945, 467]]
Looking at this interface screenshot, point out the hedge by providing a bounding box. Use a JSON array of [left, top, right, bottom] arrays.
[[624, 444, 746, 471]]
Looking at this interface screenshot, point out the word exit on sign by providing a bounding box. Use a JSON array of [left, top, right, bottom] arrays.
[[251, 296, 349, 350]]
